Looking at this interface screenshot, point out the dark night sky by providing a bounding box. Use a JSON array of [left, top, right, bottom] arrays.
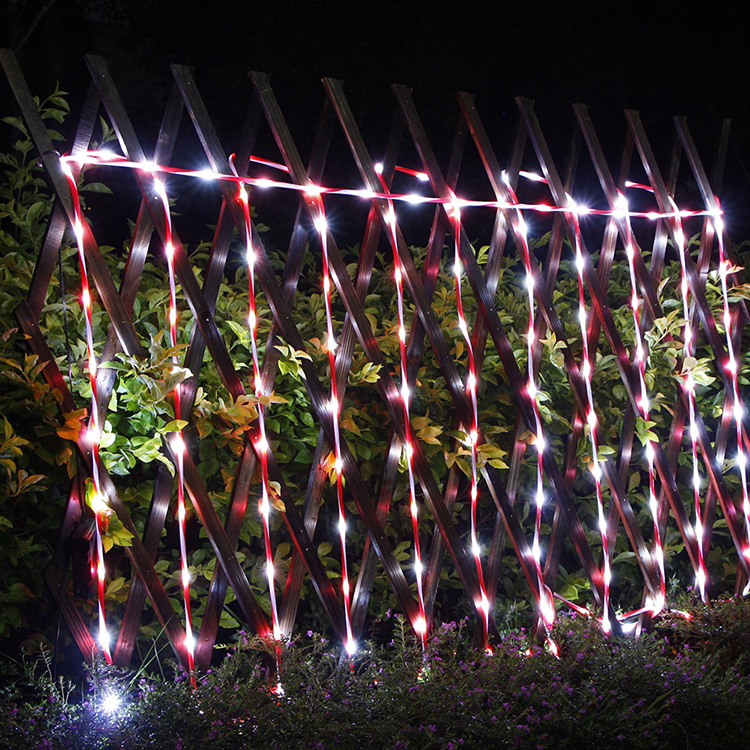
[[2, 0, 750, 232]]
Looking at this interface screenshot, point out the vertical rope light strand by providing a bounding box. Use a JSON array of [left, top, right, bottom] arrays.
[[153, 176, 196, 676], [567, 195, 613, 632], [60, 160, 112, 663], [376, 174, 428, 645], [617, 190, 666, 614], [666, 196, 709, 601], [448, 195, 493, 647], [234, 171, 282, 640], [712, 202, 750, 592], [312, 193, 356, 656], [502, 174, 557, 645]]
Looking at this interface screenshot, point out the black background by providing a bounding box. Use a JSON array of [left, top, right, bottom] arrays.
[[2, 0, 750, 236]]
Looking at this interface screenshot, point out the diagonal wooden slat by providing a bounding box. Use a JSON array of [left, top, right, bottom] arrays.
[[4, 48, 748, 660]]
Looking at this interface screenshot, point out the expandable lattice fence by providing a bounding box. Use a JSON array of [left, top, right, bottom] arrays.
[[3, 49, 749, 672]]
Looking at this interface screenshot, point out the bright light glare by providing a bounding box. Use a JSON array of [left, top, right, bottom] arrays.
[[100, 692, 121, 714]]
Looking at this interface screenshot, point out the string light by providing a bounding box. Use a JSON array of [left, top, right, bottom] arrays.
[[564, 188, 613, 632], [618, 193, 667, 611], [502, 173, 556, 644], [232, 158, 282, 642], [374, 169, 428, 647], [711, 199, 750, 594], [59, 160, 112, 665], [312, 194, 356, 656], [634, 187, 710, 601], [153, 172, 197, 680]]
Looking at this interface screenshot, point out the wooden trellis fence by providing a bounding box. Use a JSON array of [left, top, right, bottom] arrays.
[[2, 49, 749, 671]]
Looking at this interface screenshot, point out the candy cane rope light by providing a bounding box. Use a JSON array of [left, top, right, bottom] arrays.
[[567, 194, 614, 632], [616, 190, 667, 614], [712, 203, 750, 593], [374, 167, 428, 644], [233, 165, 282, 640], [59, 159, 112, 663], [151, 174, 196, 674], [312, 193, 357, 656], [447, 194, 494, 646], [503, 173, 557, 644], [622, 183, 710, 601], [671, 196, 709, 601]]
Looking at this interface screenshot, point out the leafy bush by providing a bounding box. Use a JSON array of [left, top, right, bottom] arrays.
[[0, 88, 746, 664], [2, 601, 750, 748]]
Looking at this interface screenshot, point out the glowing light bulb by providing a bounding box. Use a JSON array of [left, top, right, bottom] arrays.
[[536, 485, 545, 507], [338, 516, 347, 536], [414, 558, 423, 577], [266, 560, 275, 582], [90, 491, 108, 515], [314, 215, 327, 234], [374, 162, 384, 174], [734, 402, 745, 422], [472, 540, 481, 557], [345, 638, 357, 656], [414, 616, 427, 635], [172, 433, 186, 456], [401, 383, 411, 402]]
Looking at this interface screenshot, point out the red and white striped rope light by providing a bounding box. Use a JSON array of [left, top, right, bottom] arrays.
[[713, 204, 750, 593], [615, 190, 667, 615], [310, 192, 357, 656], [59, 159, 112, 663], [374, 165, 428, 645], [565, 192, 614, 632], [502, 172, 557, 647], [149, 170, 197, 676], [231, 156, 282, 640], [65, 151, 718, 221], [448, 194, 492, 646], [625, 182, 710, 601]]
